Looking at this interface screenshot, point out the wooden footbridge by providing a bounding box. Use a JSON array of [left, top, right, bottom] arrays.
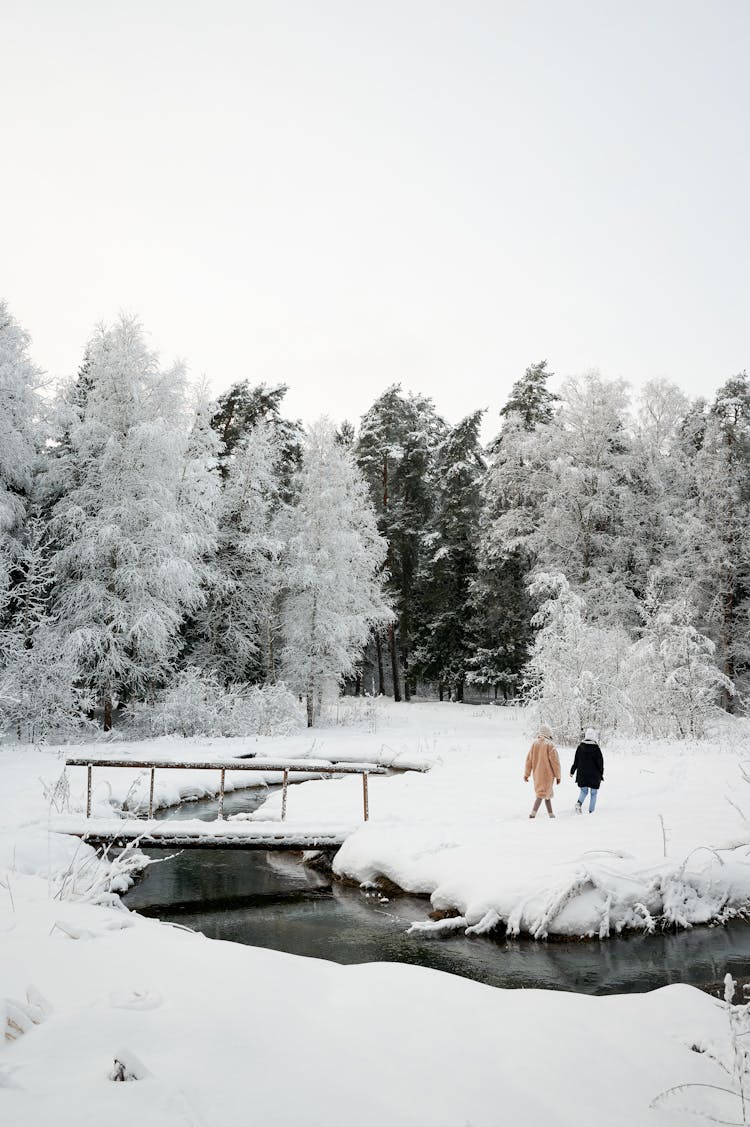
[[54, 752, 393, 851]]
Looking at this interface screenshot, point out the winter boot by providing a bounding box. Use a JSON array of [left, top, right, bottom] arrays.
[[575, 802, 582, 815]]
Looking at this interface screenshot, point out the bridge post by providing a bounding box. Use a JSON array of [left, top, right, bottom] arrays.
[[148, 768, 155, 819], [218, 768, 226, 820], [281, 769, 289, 820], [362, 772, 369, 821]]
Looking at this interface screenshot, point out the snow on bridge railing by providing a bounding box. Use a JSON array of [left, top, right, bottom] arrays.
[[65, 754, 387, 821]]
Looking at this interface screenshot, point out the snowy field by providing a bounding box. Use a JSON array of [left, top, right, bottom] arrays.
[[3, 700, 750, 1125]]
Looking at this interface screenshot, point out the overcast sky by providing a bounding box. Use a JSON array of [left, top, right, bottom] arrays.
[[3, 0, 749, 433]]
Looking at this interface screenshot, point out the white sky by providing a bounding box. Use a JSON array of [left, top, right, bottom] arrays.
[[3, 0, 749, 434]]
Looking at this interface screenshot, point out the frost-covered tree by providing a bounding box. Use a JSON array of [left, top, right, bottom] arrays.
[[280, 418, 392, 726], [411, 411, 485, 700], [473, 362, 559, 696], [190, 419, 284, 684], [486, 372, 634, 626], [621, 379, 693, 603], [684, 375, 750, 709], [0, 302, 44, 608], [49, 316, 215, 729]]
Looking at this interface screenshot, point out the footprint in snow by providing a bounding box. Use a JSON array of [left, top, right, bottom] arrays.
[[109, 987, 164, 1011]]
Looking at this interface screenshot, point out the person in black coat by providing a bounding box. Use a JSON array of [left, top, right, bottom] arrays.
[[570, 728, 604, 813]]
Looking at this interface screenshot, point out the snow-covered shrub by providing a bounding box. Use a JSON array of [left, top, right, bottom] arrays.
[[523, 573, 630, 743], [129, 668, 303, 738], [317, 695, 378, 730], [624, 591, 733, 739], [0, 625, 92, 743], [524, 573, 732, 742]]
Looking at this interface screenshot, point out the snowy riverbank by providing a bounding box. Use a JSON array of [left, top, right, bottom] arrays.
[[3, 700, 750, 1124], [3, 883, 742, 1127]]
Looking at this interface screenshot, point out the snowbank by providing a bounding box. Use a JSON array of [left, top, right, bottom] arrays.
[[3, 701, 750, 1124], [0, 877, 740, 1127]]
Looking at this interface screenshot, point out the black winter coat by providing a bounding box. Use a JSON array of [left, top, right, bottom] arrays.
[[570, 742, 604, 788]]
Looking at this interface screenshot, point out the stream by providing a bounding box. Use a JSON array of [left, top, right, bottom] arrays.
[[123, 787, 750, 996]]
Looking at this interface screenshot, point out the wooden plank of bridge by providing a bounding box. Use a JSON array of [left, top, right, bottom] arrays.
[[66, 756, 386, 774], [49, 817, 354, 851], [69, 754, 386, 823]]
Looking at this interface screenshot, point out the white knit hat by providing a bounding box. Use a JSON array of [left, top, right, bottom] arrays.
[[538, 723, 553, 740], [583, 727, 598, 742]]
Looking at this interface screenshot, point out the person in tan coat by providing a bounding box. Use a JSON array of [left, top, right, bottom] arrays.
[[524, 723, 561, 818]]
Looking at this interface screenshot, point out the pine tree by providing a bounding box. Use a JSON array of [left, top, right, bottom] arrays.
[[210, 380, 301, 492], [356, 385, 445, 700], [49, 315, 213, 729], [411, 411, 485, 700], [279, 418, 391, 726], [499, 359, 559, 430]]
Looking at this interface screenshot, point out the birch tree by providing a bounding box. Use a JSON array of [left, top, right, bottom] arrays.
[[190, 419, 284, 684], [280, 418, 391, 726]]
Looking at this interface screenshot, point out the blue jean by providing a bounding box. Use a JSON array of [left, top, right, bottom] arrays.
[[578, 787, 598, 812]]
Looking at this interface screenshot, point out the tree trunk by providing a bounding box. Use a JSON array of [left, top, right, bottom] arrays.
[[388, 624, 401, 701], [722, 570, 735, 713], [438, 682, 444, 702], [103, 695, 113, 732], [456, 680, 464, 703], [306, 690, 314, 727], [402, 647, 411, 702], [266, 618, 276, 684], [375, 634, 385, 695]]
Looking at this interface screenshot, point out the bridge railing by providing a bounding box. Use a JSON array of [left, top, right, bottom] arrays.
[[65, 755, 387, 822]]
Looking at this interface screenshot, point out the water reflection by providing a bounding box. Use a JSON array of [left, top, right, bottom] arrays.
[[123, 788, 750, 996]]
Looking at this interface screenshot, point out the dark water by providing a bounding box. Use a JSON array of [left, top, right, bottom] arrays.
[[123, 787, 750, 996]]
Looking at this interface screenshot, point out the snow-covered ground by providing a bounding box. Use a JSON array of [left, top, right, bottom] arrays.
[[3, 700, 750, 1125], [243, 701, 750, 939]]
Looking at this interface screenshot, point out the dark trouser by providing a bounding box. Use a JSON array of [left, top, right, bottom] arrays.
[[531, 797, 553, 816]]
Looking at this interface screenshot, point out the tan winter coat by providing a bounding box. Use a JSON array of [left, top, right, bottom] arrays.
[[524, 738, 561, 799]]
